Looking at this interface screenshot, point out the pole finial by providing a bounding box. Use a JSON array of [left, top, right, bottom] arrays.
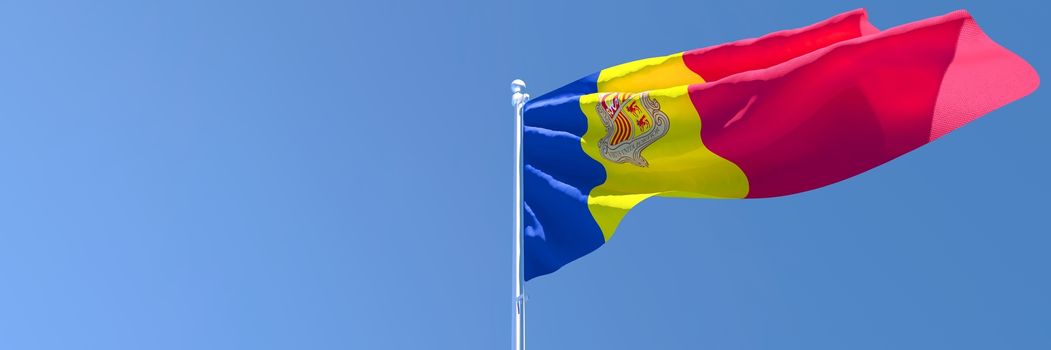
[[511, 79, 529, 109]]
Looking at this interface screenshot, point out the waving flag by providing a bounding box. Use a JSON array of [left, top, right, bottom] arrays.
[[522, 9, 1038, 280]]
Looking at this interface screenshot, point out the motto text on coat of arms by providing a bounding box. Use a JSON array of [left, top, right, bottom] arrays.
[[595, 92, 670, 167]]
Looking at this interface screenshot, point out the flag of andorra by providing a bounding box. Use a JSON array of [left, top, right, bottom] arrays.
[[521, 9, 1039, 280]]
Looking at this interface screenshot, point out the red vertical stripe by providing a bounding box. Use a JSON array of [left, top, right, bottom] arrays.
[[690, 11, 1038, 198], [683, 9, 878, 82]]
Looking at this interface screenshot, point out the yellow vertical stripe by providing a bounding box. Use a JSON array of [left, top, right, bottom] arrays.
[[578, 86, 749, 241], [596, 52, 706, 93]]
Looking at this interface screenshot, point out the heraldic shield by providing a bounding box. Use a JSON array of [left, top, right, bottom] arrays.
[[595, 92, 670, 167]]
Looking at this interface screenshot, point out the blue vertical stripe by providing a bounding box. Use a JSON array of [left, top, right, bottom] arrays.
[[522, 73, 608, 280]]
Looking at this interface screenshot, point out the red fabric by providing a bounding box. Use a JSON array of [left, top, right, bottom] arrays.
[[690, 11, 1038, 198], [683, 9, 879, 82], [930, 19, 1040, 140]]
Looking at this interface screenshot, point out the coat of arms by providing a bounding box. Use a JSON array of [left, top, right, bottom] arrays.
[[595, 92, 670, 167]]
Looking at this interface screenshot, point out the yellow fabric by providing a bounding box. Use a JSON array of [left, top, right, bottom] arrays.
[[578, 85, 749, 240], [596, 52, 706, 93]]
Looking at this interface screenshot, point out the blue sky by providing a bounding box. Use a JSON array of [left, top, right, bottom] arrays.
[[0, 0, 1047, 349]]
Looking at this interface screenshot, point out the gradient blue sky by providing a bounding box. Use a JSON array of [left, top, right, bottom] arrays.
[[0, 1, 1047, 349]]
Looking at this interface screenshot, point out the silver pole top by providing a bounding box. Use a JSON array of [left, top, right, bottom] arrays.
[[511, 79, 529, 108]]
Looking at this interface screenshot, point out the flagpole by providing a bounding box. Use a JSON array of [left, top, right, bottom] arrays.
[[511, 79, 529, 350]]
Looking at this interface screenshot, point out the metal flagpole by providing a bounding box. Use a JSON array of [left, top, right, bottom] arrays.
[[511, 79, 529, 350]]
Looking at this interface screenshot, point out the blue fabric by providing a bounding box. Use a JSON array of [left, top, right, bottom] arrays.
[[522, 73, 608, 280]]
